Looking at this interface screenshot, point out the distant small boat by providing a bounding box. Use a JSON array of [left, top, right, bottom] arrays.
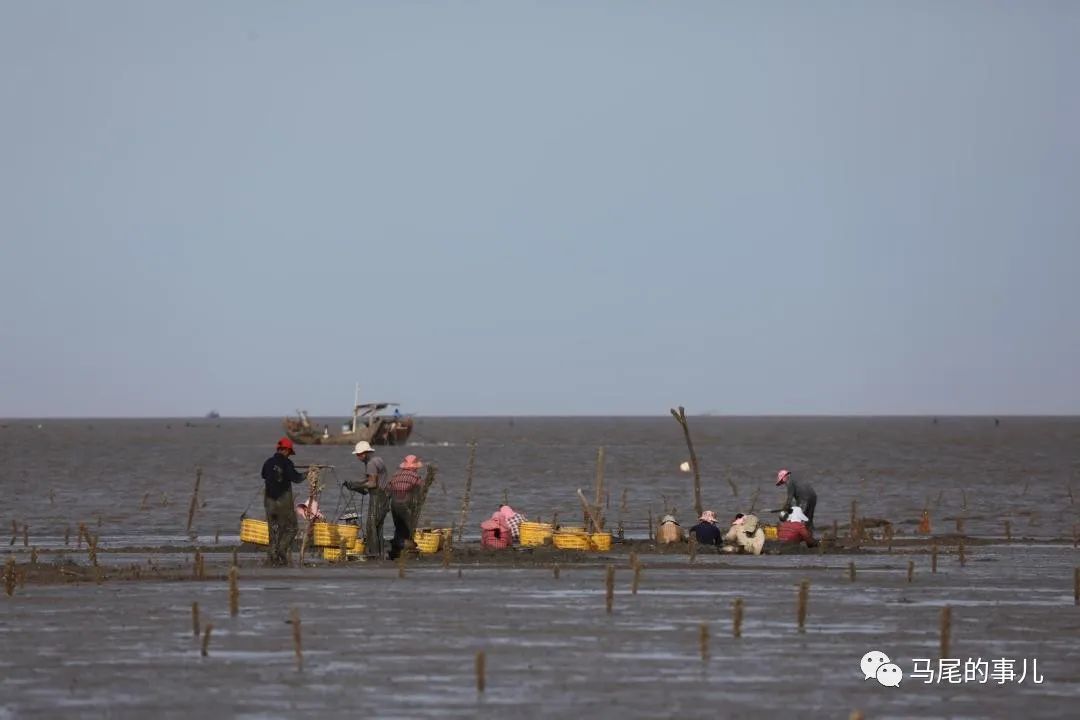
[[282, 385, 413, 446], [206, 410, 221, 419]]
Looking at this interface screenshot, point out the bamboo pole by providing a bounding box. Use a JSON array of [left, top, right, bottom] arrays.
[[476, 651, 486, 693], [733, 597, 743, 638], [553, 563, 560, 580], [797, 580, 809, 633], [632, 563, 641, 595], [932, 543, 938, 573], [848, 561, 856, 582], [576, 489, 603, 534], [907, 560, 914, 583], [192, 602, 200, 636], [186, 467, 202, 535], [456, 442, 477, 543], [605, 565, 615, 614], [201, 625, 213, 657], [670, 407, 704, 517]]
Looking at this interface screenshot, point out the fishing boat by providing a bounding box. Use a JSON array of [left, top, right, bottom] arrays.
[[282, 385, 414, 446]]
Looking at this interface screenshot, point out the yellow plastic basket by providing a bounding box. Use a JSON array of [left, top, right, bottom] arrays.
[[589, 532, 613, 552], [413, 530, 442, 554], [553, 532, 590, 550], [764, 525, 778, 540], [519, 522, 554, 547], [239, 518, 269, 545], [312, 522, 360, 548], [323, 547, 345, 561], [324, 538, 365, 561], [557, 526, 588, 535]]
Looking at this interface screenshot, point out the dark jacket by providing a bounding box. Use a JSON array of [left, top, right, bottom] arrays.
[[261, 453, 303, 500], [783, 478, 817, 512], [689, 521, 723, 546]]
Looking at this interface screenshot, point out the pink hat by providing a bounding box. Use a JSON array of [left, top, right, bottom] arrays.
[[776, 469, 791, 486], [699, 510, 717, 523], [399, 454, 423, 470], [498, 504, 517, 520]]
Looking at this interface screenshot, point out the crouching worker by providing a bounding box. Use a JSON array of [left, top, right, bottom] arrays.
[[722, 513, 765, 555], [777, 506, 818, 547], [656, 514, 684, 544], [498, 504, 527, 543], [480, 509, 513, 549], [689, 510, 723, 547]]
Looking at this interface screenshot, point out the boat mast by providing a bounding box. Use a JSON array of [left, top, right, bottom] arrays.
[[352, 382, 360, 434]]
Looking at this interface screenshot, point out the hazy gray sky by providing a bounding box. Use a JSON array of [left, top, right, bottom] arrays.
[[2, 1, 1077, 417]]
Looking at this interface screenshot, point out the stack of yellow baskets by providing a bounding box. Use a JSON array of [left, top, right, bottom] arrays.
[[239, 518, 269, 545], [551, 526, 612, 552], [323, 538, 365, 561], [519, 521, 554, 547], [312, 521, 360, 548], [413, 527, 453, 554]]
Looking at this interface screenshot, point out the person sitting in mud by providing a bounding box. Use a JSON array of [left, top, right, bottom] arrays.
[[480, 509, 512, 549], [722, 513, 765, 555], [777, 506, 818, 547], [688, 510, 723, 546], [498, 504, 527, 543], [656, 514, 684, 544], [776, 469, 817, 532]]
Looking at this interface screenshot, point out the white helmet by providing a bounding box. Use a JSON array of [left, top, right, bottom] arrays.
[[352, 441, 373, 455]]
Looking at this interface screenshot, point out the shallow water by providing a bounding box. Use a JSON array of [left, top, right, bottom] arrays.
[[2, 416, 1078, 543]]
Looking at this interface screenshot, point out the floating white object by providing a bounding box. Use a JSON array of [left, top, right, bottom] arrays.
[[679, 461, 691, 472]]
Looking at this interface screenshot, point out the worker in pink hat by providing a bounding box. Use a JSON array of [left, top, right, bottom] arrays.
[[776, 469, 817, 532], [387, 454, 426, 559]]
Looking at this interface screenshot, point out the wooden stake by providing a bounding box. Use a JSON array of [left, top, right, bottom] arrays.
[[1074, 567, 1078, 606], [959, 539, 966, 567], [397, 556, 405, 579], [797, 580, 809, 632], [632, 563, 641, 595], [699, 623, 709, 662], [832, 519, 839, 540], [733, 597, 743, 638], [688, 534, 697, 562], [939, 606, 951, 659], [3, 557, 15, 597], [214, 529, 220, 545], [455, 441, 477, 543], [192, 602, 200, 636], [476, 651, 486, 693], [193, 550, 203, 580], [605, 565, 615, 614], [628, 551, 638, 570], [229, 566, 239, 617], [23, 524, 29, 547], [187, 467, 202, 535], [647, 509, 654, 541], [30, 547, 37, 564], [64, 526, 70, 546], [9, 519, 16, 546], [290, 608, 302, 671], [931, 543, 938, 573], [553, 563, 560, 580], [670, 407, 706, 516], [849, 500, 857, 539], [618, 488, 628, 540], [956, 516, 964, 534], [1005, 520, 1011, 542], [201, 624, 213, 657], [848, 561, 856, 582], [907, 560, 914, 583]]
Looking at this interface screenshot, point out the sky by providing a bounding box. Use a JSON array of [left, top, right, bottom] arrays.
[[1, 1, 1078, 417]]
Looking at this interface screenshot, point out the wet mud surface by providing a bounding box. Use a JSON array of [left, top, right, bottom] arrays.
[[3, 540, 1079, 719]]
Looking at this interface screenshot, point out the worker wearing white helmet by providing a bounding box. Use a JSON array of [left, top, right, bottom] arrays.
[[344, 440, 389, 559]]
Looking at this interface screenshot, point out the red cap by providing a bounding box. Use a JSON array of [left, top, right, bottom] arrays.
[[276, 437, 295, 455]]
